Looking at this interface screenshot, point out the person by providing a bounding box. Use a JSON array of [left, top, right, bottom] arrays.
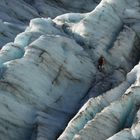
[[97, 55, 105, 72]]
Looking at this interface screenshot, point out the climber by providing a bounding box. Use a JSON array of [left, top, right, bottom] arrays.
[[97, 55, 105, 72]]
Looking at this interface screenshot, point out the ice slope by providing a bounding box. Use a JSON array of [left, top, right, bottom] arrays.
[[0, 0, 39, 48], [107, 108, 140, 140], [57, 0, 140, 140], [0, 0, 100, 23], [0, 0, 100, 48], [0, 0, 39, 23], [24, 0, 100, 18], [0, 0, 140, 140], [0, 17, 96, 140], [0, 20, 26, 47]]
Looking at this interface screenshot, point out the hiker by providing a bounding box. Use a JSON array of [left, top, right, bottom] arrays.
[[97, 55, 105, 72]]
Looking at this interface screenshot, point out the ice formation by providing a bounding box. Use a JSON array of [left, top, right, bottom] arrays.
[[0, 0, 99, 48], [0, 0, 140, 140]]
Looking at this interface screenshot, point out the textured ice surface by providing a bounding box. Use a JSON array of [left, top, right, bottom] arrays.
[[0, 0, 140, 140]]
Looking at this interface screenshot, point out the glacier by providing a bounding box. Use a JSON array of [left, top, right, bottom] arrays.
[[0, 0, 140, 140]]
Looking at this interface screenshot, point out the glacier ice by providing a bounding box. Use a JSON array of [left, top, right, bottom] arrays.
[[0, 15, 97, 140], [59, 63, 140, 140], [0, 0, 140, 140]]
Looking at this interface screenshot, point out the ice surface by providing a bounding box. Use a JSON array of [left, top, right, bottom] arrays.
[[0, 0, 140, 140]]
